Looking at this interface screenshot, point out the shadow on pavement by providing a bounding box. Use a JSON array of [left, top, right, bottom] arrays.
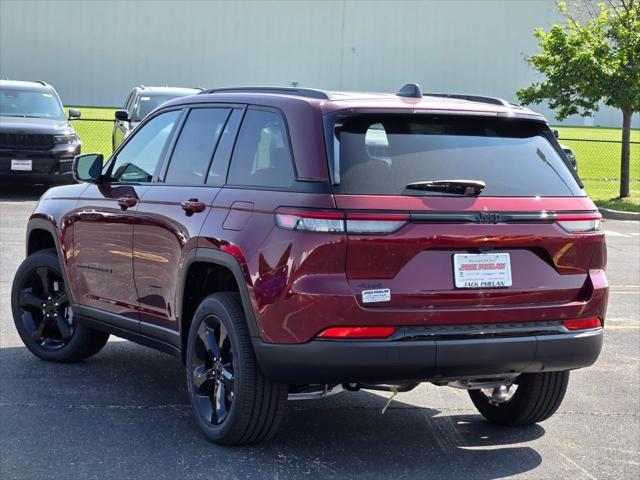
[[0, 185, 48, 201], [0, 341, 544, 479]]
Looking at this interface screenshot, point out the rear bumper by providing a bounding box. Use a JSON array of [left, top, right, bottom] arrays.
[[253, 328, 603, 384]]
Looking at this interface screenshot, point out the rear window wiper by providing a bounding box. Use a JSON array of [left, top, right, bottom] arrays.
[[405, 179, 486, 195]]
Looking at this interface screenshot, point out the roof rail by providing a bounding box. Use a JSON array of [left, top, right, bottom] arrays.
[[35, 80, 48, 86], [396, 83, 422, 98], [423, 93, 515, 107], [199, 86, 330, 100]]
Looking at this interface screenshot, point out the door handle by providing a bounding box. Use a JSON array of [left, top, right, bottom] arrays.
[[181, 198, 206, 216], [117, 196, 137, 210]]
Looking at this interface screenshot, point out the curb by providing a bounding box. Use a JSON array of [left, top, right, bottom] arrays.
[[598, 207, 640, 221]]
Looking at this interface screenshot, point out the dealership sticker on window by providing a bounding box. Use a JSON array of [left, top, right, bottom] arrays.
[[362, 288, 391, 303]]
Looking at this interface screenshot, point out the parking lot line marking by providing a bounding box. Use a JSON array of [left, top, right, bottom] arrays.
[[605, 317, 639, 322], [559, 452, 598, 480], [604, 230, 632, 237], [605, 325, 640, 330]]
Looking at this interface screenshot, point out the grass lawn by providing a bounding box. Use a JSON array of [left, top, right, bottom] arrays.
[[594, 194, 640, 213], [69, 106, 117, 120], [67, 106, 117, 158], [553, 126, 640, 211], [65, 107, 640, 211], [553, 125, 640, 142]]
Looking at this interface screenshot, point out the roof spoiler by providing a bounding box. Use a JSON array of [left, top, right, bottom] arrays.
[[423, 92, 523, 108]]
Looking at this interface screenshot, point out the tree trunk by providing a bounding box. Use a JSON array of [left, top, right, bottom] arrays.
[[619, 107, 633, 198]]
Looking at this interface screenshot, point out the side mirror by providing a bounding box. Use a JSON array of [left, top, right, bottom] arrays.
[[115, 110, 130, 122], [72, 153, 103, 183], [68, 108, 81, 119], [553, 129, 559, 139]]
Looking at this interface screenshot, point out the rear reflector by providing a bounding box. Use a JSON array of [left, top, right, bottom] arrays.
[[275, 209, 408, 234], [556, 213, 602, 233], [563, 318, 602, 330], [318, 326, 396, 339]]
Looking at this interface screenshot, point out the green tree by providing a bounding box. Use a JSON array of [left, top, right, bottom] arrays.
[[517, 0, 639, 198]]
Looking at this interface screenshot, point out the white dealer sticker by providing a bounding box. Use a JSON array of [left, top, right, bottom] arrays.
[[362, 288, 391, 303]]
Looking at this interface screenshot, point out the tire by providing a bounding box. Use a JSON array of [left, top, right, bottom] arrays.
[[468, 371, 569, 425], [11, 249, 109, 362], [186, 292, 287, 445]]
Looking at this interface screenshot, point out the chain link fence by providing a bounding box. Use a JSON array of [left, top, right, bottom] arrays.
[[72, 118, 114, 159], [560, 138, 640, 199], [71, 118, 639, 200]]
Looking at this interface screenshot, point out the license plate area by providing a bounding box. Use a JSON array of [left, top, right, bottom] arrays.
[[453, 253, 512, 288], [11, 159, 32, 171]]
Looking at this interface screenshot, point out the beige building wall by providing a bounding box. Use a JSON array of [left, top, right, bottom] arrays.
[[1, 0, 634, 127]]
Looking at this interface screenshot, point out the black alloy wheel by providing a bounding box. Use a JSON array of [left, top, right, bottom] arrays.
[[11, 249, 110, 362], [190, 315, 235, 425], [186, 293, 287, 445], [17, 265, 74, 349]]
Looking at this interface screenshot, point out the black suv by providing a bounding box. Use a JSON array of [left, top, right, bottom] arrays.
[[0, 80, 81, 186], [112, 85, 202, 150]]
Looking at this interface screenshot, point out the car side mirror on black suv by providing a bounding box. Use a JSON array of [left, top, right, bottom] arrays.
[[115, 110, 130, 122], [72, 153, 103, 183], [68, 108, 81, 119]]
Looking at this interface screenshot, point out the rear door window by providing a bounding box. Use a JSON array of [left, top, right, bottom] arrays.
[[329, 114, 583, 197], [163, 108, 230, 185], [206, 109, 244, 186], [227, 109, 295, 188]]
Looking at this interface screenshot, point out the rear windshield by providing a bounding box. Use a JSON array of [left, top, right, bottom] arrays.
[[327, 114, 583, 197]]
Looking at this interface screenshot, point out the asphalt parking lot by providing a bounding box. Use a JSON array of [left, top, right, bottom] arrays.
[[0, 186, 638, 480]]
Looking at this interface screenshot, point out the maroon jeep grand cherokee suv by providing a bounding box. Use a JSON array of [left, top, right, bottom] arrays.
[[11, 84, 607, 445]]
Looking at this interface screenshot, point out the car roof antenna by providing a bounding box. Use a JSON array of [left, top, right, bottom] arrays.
[[396, 83, 422, 98]]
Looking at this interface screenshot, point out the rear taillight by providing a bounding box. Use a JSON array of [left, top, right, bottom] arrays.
[[556, 213, 602, 233], [275, 210, 344, 233], [317, 326, 396, 339], [563, 318, 602, 330], [275, 209, 408, 234]]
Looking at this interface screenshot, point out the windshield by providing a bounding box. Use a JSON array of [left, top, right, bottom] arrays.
[[0, 88, 65, 119], [133, 94, 182, 121], [328, 114, 583, 197]]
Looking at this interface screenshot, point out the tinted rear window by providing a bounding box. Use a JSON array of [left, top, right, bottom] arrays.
[[328, 114, 583, 197], [227, 109, 295, 189]]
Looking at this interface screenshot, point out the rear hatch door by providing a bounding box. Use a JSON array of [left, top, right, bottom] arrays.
[[328, 113, 601, 313]]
